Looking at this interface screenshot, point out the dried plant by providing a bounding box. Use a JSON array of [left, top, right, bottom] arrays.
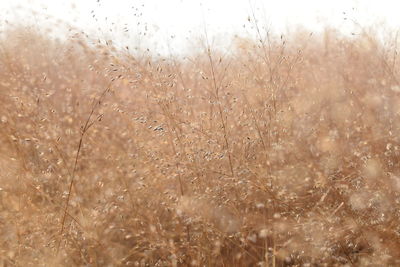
[[1, 19, 400, 267]]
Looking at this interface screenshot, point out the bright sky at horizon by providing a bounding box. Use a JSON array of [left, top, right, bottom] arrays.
[[1, 0, 399, 55]]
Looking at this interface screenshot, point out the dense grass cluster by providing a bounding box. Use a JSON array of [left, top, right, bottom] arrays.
[[1, 24, 400, 266]]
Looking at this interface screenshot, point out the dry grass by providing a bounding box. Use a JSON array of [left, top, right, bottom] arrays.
[[1, 22, 400, 266]]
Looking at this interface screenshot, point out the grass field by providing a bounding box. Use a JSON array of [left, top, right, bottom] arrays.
[[1, 23, 400, 266]]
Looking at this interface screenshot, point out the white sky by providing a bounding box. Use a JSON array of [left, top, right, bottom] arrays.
[[1, 0, 399, 55]]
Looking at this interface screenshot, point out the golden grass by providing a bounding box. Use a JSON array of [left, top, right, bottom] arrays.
[[1, 24, 400, 266]]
